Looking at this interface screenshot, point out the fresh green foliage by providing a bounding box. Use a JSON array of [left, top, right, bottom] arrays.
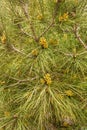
[[0, 0, 87, 130]]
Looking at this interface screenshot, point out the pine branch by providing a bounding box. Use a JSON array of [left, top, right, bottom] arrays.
[[59, 51, 73, 57], [38, 0, 63, 40], [19, 0, 63, 42], [38, 20, 54, 39], [11, 44, 26, 55], [53, 0, 63, 19], [6, 77, 38, 87], [9, 77, 37, 82], [20, 27, 35, 39], [20, 2, 38, 42], [73, 25, 87, 50]]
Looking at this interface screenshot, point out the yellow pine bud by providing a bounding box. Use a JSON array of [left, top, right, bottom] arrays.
[[63, 12, 69, 21], [65, 90, 74, 97], [44, 73, 52, 85], [59, 16, 63, 22], [1, 33, 6, 44], [37, 14, 43, 20], [44, 73, 50, 79], [59, 12, 69, 22], [43, 42, 48, 48], [31, 49, 38, 56], [39, 37, 48, 48], [40, 37, 46, 45], [46, 78, 52, 85]]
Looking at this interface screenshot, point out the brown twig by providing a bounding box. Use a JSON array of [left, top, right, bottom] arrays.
[[38, 20, 54, 39], [59, 51, 73, 57], [73, 25, 87, 50], [20, 0, 63, 42], [38, 0, 63, 40], [11, 44, 25, 55], [20, 27, 35, 39], [7, 77, 37, 87], [9, 77, 37, 82], [20, 2, 38, 42], [3, 42, 25, 55], [53, 0, 63, 19]]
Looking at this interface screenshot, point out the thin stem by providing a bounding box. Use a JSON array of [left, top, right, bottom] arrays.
[[9, 77, 37, 82], [11, 45, 25, 55], [73, 25, 87, 50], [38, 0, 63, 40], [38, 20, 54, 39], [20, 27, 35, 39], [21, 2, 38, 42], [59, 51, 73, 57]]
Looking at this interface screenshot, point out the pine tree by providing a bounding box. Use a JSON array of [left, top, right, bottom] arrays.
[[0, 0, 87, 130]]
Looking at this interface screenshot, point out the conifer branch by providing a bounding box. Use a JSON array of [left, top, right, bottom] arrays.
[[59, 51, 73, 57], [11, 44, 26, 55], [7, 77, 37, 87], [20, 2, 38, 42], [17, 24, 35, 39], [20, 27, 35, 39], [38, 0, 63, 40], [0, 0, 87, 129], [38, 20, 54, 39], [59, 50, 87, 57], [53, 0, 63, 19], [73, 25, 87, 50], [9, 77, 37, 82]]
